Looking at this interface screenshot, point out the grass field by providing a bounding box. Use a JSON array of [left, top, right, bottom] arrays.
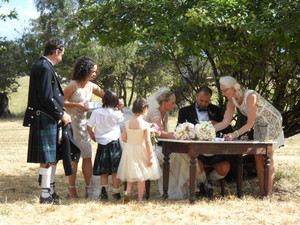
[[0, 119, 299, 224], [1, 77, 299, 224]]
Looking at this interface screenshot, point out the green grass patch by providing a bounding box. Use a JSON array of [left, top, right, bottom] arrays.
[[8, 76, 29, 117]]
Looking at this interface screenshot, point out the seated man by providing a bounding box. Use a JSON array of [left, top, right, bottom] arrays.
[[177, 86, 231, 197]]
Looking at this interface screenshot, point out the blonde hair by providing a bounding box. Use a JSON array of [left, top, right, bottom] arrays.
[[156, 89, 174, 105], [219, 76, 243, 97]]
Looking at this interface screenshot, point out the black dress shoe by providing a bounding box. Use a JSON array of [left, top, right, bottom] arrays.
[[204, 180, 214, 198], [40, 195, 60, 205], [197, 181, 214, 198], [99, 187, 108, 201]]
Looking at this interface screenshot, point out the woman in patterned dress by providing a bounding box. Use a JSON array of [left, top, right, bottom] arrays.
[[64, 56, 104, 198], [214, 76, 284, 196]]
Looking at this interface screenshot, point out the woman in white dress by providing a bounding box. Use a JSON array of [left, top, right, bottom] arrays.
[[145, 88, 192, 199], [214, 76, 284, 196], [64, 56, 105, 198], [117, 97, 161, 202]]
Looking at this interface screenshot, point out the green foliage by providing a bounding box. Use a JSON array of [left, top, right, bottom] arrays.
[[88, 42, 174, 106], [69, 0, 300, 137], [0, 38, 20, 94], [0, 0, 17, 22]]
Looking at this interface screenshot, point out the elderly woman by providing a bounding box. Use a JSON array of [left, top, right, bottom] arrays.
[[214, 76, 284, 196]]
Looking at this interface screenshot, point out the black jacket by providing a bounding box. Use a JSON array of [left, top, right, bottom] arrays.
[[177, 103, 233, 135], [23, 57, 65, 127], [57, 124, 81, 176]]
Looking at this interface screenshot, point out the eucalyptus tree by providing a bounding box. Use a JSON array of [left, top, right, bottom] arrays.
[[69, 0, 300, 137]]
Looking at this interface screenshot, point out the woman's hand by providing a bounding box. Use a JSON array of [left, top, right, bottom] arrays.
[[223, 131, 239, 141], [78, 102, 89, 112], [147, 160, 153, 167]]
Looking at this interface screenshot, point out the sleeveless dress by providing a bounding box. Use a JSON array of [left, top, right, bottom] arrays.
[[65, 82, 93, 158], [232, 89, 285, 150], [117, 127, 161, 182]]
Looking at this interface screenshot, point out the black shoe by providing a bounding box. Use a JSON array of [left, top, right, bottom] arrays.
[[197, 181, 213, 198], [52, 192, 60, 200], [50, 182, 60, 200], [112, 193, 121, 200], [100, 187, 108, 201], [204, 180, 214, 198], [40, 195, 60, 205]]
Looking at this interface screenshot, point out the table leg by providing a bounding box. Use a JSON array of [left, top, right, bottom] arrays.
[[264, 152, 270, 196], [189, 155, 197, 203], [163, 153, 170, 199], [236, 155, 243, 198]]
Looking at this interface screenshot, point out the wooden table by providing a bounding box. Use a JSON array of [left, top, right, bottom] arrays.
[[158, 139, 274, 203]]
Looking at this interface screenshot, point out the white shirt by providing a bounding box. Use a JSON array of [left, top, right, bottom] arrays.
[[195, 104, 213, 157], [195, 104, 209, 122], [87, 107, 124, 145]]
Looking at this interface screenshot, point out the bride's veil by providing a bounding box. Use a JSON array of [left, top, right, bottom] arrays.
[[120, 87, 170, 132], [147, 87, 169, 111]]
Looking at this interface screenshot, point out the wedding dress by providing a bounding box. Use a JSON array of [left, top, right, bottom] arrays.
[[145, 88, 194, 199]]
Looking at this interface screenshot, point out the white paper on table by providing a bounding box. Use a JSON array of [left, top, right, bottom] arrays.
[[214, 137, 225, 141], [84, 102, 102, 109]]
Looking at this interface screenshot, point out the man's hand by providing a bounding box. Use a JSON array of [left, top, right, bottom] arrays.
[[61, 112, 72, 126]]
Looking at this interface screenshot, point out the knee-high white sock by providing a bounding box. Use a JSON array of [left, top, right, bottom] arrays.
[[50, 165, 56, 195], [39, 167, 51, 198], [208, 170, 225, 181], [197, 170, 207, 183]]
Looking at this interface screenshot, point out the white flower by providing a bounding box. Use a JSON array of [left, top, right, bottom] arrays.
[[174, 122, 195, 140], [194, 121, 216, 141]]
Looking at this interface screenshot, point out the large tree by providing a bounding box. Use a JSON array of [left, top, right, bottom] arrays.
[[89, 42, 174, 106], [0, 0, 18, 117], [70, 0, 300, 137], [0, 39, 21, 117], [29, 0, 173, 106]]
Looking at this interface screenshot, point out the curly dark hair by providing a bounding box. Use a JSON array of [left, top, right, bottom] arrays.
[[102, 89, 119, 108], [132, 97, 149, 114], [44, 37, 64, 56], [72, 56, 97, 81]]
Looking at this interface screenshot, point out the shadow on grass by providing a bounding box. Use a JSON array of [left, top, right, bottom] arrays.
[[0, 168, 298, 205]]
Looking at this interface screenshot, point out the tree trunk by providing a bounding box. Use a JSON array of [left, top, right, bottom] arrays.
[[0, 93, 11, 117]]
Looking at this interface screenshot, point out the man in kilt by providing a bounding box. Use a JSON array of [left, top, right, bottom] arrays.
[[23, 37, 72, 204]]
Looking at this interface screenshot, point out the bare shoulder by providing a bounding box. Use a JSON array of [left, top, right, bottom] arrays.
[[64, 80, 77, 92], [246, 92, 258, 104]]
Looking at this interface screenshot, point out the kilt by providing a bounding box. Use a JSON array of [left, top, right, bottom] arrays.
[[27, 111, 58, 163], [198, 154, 229, 166], [93, 140, 122, 176]]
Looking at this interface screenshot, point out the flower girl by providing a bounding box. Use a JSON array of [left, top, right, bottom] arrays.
[[117, 97, 161, 203]]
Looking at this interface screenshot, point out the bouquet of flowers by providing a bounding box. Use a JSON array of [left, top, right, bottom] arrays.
[[194, 121, 216, 141], [150, 123, 161, 145], [174, 122, 196, 140]]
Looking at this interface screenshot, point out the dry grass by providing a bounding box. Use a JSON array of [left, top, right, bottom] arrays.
[[0, 119, 300, 225]]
